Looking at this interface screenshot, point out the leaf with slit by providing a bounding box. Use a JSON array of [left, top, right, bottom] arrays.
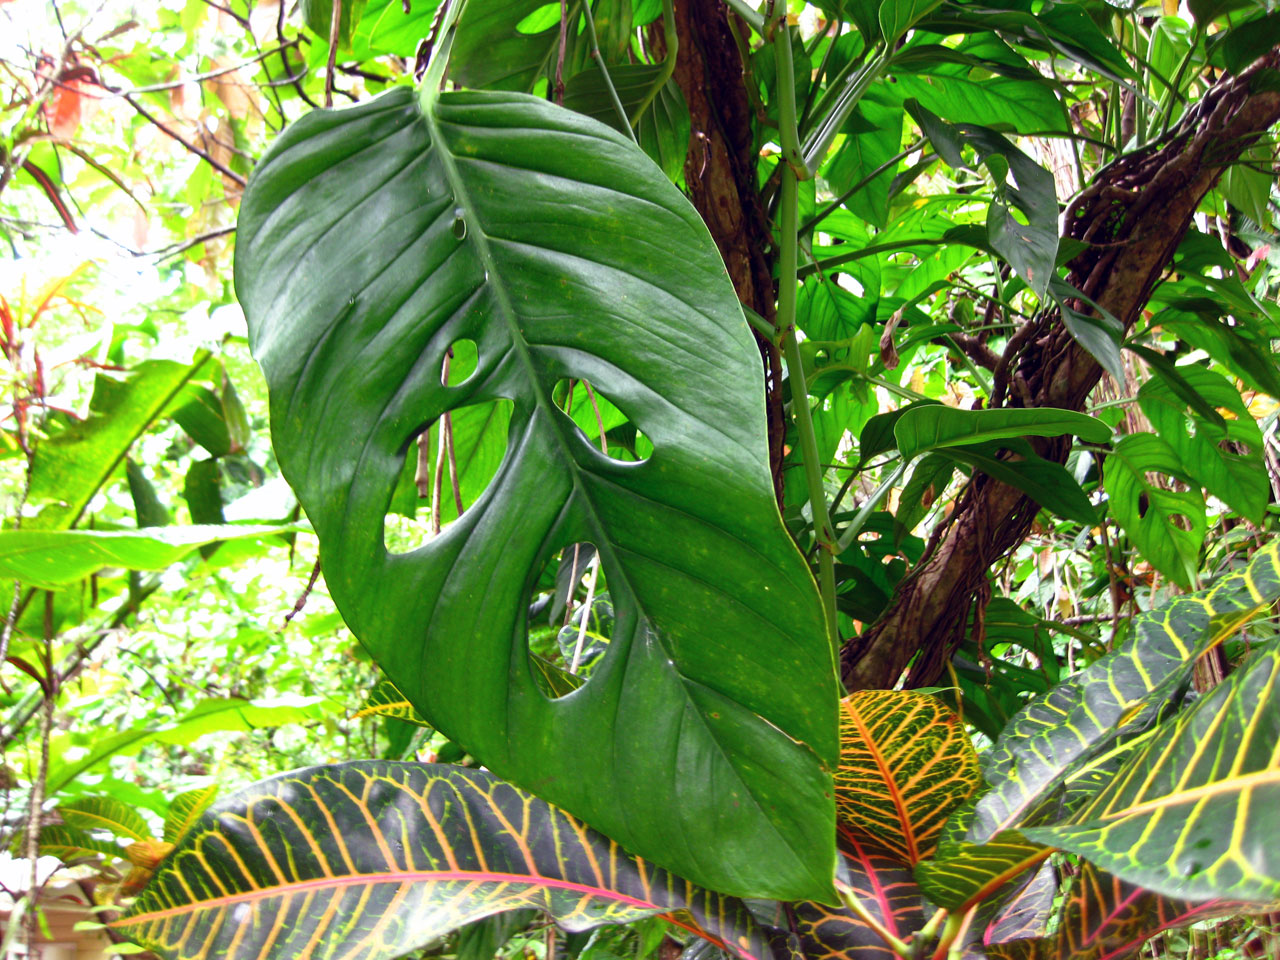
[[235, 85, 836, 900], [1102, 433, 1205, 588], [795, 841, 926, 960], [972, 541, 1280, 842], [354, 678, 432, 725], [28, 357, 208, 531], [58, 796, 151, 842], [1025, 642, 1280, 904], [1136, 364, 1267, 522], [893, 406, 1110, 461], [563, 64, 692, 184], [114, 761, 773, 960], [163, 784, 219, 845], [914, 831, 1050, 913], [835, 691, 981, 865], [0, 523, 301, 589]]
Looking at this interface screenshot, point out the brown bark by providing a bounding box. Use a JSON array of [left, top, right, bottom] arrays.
[[667, 0, 787, 501], [841, 51, 1280, 691]]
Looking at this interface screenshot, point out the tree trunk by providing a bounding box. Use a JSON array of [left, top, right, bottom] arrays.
[[667, 0, 787, 502], [842, 51, 1280, 691]]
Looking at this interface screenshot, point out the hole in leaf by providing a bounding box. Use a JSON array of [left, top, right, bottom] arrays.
[[551, 378, 652, 462], [442, 338, 478, 385], [526, 541, 611, 699], [383, 396, 512, 555], [515, 3, 560, 33]]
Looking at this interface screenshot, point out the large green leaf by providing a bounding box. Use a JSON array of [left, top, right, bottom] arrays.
[[0, 523, 301, 588], [1025, 642, 1280, 903], [942, 439, 1098, 526], [115, 762, 772, 960], [450, 0, 566, 92], [234, 85, 837, 900], [972, 542, 1280, 841], [835, 691, 981, 865], [893, 406, 1110, 461]]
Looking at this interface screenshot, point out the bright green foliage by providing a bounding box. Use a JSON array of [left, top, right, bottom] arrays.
[[115, 762, 771, 960], [235, 83, 837, 901], [914, 832, 1048, 912], [0, 523, 301, 587], [354, 679, 432, 726]]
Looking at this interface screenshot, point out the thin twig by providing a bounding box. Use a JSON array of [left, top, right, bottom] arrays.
[[582, 380, 609, 456], [278, 0, 320, 109], [445, 412, 463, 517], [554, 0, 568, 105], [324, 0, 342, 108], [283, 560, 323, 626], [120, 94, 246, 186]]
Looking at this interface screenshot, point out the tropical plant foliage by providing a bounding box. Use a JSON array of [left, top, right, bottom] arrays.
[[2, 0, 1280, 958]]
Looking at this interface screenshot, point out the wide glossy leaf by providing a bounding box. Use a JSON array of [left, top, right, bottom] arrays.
[[972, 542, 1280, 841], [0, 523, 301, 588], [235, 86, 837, 900], [905, 105, 1057, 297], [835, 691, 981, 865], [1103, 433, 1206, 588], [114, 762, 773, 960], [1025, 642, 1280, 903], [893, 406, 1110, 461], [795, 841, 926, 960], [450, 0, 567, 92]]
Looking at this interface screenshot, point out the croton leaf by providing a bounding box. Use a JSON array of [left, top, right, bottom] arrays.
[[114, 762, 772, 960], [163, 784, 220, 845], [972, 541, 1280, 841], [835, 690, 981, 864], [58, 796, 152, 842], [234, 85, 837, 900], [795, 840, 926, 960], [979, 861, 1262, 960], [353, 678, 432, 726], [1025, 642, 1280, 903], [914, 831, 1049, 913]]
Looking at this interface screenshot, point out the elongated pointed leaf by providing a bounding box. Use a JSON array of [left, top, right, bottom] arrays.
[[235, 86, 836, 901], [835, 691, 981, 865], [972, 541, 1280, 841], [59, 796, 152, 842], [795, 841, 925, 960], [893, 406, 1110, 461], [0, 523, 302, 588], [163, 785, 220, 846], [943, 440, 1097, 525], [114, 762, 772, 960], [1025, 643, 1280, 903]]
